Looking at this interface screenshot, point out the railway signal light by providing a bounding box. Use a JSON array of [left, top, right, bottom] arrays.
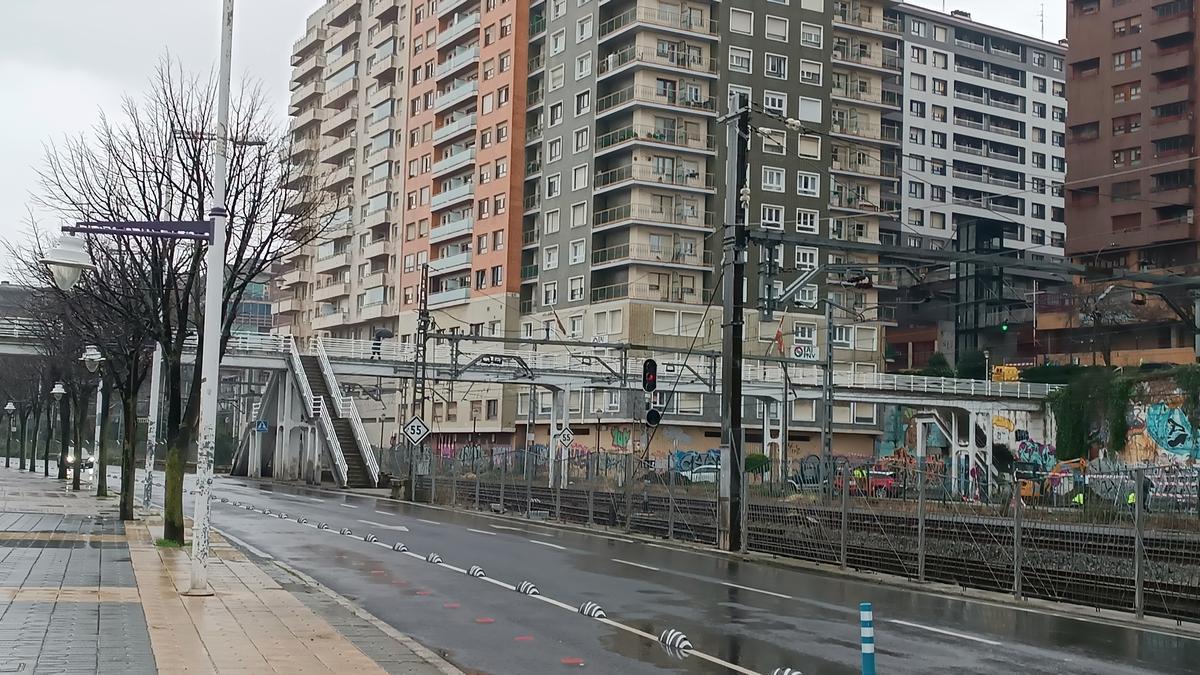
[[642, 358, 658, 392], [646, 408, 661, 428]]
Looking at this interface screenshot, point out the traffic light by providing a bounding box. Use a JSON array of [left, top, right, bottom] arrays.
[[642, 358, 658, 392], [1001, 322, 1010, 332]]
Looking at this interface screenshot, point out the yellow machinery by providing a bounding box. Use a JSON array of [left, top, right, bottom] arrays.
[[991, 365, 1020, 382], [1018, 458, 1088, 500]]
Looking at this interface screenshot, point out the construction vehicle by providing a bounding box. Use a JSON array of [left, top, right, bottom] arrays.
[[1018, 458, 1088, 501]]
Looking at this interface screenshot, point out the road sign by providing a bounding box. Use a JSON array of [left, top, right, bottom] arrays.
[[403, 416, 431, 445], [255, 420, 268, 433], [557, 427, 575, 448], [792, 344, 820, 361]]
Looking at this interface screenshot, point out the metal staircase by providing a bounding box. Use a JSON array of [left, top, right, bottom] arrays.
[[314, 339, 379, 487]]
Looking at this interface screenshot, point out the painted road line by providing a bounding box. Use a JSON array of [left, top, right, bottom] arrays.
[[438, 562, 468, 574], [529, 539, 567, 551], [339, 503, 359, 509], [480, 576, 518, 592], [358, 519, 411, 532], [219, 530, 274, 560], [489, 524, 523, 531], [304, 496, 325, 503], [533, 594, 576, 612], [402, 551, 426, 561], [375, 510, 393, 516], [721, 582, 793, 600], [612, 559, 659, 572], [467, 528, 497, 536], [417, 518, 440, 525], [886, 619, 1003, 646], [594, 617, 758, 675]]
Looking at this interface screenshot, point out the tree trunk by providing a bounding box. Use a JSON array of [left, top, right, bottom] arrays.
[[42, 406, 53, 477], [162, 354, 187, 545], [58, 398, 69, 481], [119, 391, 137, 521], [72, 394, 86, 491], [97, 379, 112, 498], [18, 412, 27, 471], [28, 409, 40, 473]]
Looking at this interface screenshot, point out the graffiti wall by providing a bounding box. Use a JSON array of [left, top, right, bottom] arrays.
[[1121, 380, 1199, 465], [671, 449, 721, 472]]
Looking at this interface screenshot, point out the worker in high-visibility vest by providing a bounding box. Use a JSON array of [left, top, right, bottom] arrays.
[[1127, 491, 1137, 508], [1072, 492, 1084, 507]]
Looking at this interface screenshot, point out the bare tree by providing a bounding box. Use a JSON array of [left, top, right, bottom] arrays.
[[28, 57, 334, 542]]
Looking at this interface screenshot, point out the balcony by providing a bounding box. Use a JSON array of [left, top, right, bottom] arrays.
[[520, 264, 539, 281], [289, 107, 321, 132], [322, 78, 359, 109], [522, 228, 538, 247], [273, 296, 307, 314], [437, 0, 472, 18], [590, 282, 708, 304], [319, 135, 355, 164], [527, 88, 544, 108], [525, 158, 543, 175], [360, 270, 387, 289], [1150, 6, 1193, 40], [437, 45, 480, 80], [314, 281, 349, 302], [431, 215, 473, 242], [428, 250, 473, 273], [434, 114, 477, 144], [432, 147, 476, 176], [599, 5, 717, 41], [523, 193, 541, 212], [322, 164, 354, 189], [369, 53, 399, 78], [951, 169, 1020, 189], [312, 310, 350, 330], [525, 124, 544, 144], [322, 105, 358, 135], [314, 251, 352, 273], [279, 267, 306, 287], [435, 80, 478, 111], [358, 302, 392, 321], [831, 48, 901, 72], [292, 53, 325, 84], [529, 52, 546, 74], [833, 10, 903, 35], [369, 21, 400, 47], [597, 45, 717, 79], [593, 202, 714, 232], [596, 84, 716, 116], [436, 13, 480, 48], [594, 163, 715, 193], [598, 124, 716, 156], [289, 136, 319, 160], [830, 120, 901, 144], [369, 83, 394, 107], [327, 19, 360, 50], [361, 238, 391, 259], [292, 27, 326, 57], [591, 243, 712, 269], [290, 80, 325, 110], [955, 38, 987, 52], [428, 286, 471, 306], [432, 183, 474, 209]]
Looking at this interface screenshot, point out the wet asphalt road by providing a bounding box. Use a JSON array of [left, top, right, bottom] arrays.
[[110, 468, 1200, 674]]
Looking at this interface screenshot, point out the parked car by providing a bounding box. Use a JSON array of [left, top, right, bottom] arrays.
[[65, 448, 95, 470], [834, 469, 898, 498], [682, 464, 720, 484]]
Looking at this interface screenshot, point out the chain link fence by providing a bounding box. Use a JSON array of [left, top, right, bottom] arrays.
[[388, 445, 1200, 622]]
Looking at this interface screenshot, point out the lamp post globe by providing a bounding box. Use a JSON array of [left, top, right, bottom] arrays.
[[50, 382, 66, 402], [80, 345, 104, 374], [39, 235, 96, 292], [4, 402, 14, 414]]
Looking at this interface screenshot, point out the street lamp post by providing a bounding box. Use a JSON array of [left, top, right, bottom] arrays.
[[50, 382, 67, 483], [81, 345, 106, 495], [4, 401, 14, 469]]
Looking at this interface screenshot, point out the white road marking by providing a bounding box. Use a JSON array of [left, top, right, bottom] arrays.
[[374, 510, 393, 516], [489, 524, 523, 531], [887, 619, 1003, 646], [533, 595, 576, 611], [304, 496, 325, 503], [439, 562, 468, 574], [721, 582, 793, 600], [481, 576, 517, 591], [219, 530, 273, 560], [358, 519, 410, 532], [402, 551, 426, 561], [416, 518, 440, 525], [595, 617, 757, 675], [529, 539, 567, 551], [339, 503, 359, 509], [612, 559, 659, 572], [467, 528, 497, 536]]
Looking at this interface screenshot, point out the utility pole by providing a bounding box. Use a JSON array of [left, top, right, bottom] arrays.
[[407, 264, 430, 501], [718, 100, 750, 552], [823, 297, 835, 497], [188, 0, 234, 595]]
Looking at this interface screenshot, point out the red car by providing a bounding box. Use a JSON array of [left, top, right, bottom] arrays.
[[834, 469, 898, 498]]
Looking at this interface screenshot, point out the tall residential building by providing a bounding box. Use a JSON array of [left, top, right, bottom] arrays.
[[1040, 0, 1198, 366], [882, 6, 1068, 370]]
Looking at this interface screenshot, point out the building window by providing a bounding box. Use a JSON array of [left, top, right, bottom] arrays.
[[728, 47, 752, 73], [730, 8, 753, 34], [761, 129, 786, 154], [797, 171, 820, 197], [762, 166, 785, 192], [761, 204, 783, 229], [542, 281, 558, 306], [765, 15, 789, 41], [568, 276, 584, 302], [795, 247, 817, 271], [796, 208, 818, 233], [799, 60, 822, 85], [765, 53, 788, 79], [569, 239, 585, 265]]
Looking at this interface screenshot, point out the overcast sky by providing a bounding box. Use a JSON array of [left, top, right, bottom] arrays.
[[0, 0, 1064, 280]]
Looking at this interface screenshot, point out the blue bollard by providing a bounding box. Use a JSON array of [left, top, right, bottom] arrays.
[[860, 602, 876, 675]]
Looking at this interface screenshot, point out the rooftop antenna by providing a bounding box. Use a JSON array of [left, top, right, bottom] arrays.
[[1039, 3, 1045, 40]]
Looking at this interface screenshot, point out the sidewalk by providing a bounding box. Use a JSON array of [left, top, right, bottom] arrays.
[[0, 468, 459, 674]]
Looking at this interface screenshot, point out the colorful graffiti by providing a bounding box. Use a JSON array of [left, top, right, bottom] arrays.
[[1015, 438, 1057, 471], [876, 406, 949, 458], [1120, 382, 1200, 465], [672, 449, 721, 472], [610, 427, 630, 449]]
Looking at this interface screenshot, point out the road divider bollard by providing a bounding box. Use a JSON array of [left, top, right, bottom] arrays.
[[860, 602, 875, 675]]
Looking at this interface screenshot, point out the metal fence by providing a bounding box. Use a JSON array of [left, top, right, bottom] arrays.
[[389, 449, 1200, 623]]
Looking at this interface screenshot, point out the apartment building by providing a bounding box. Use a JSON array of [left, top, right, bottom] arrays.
[[1040, 0, 1199, 366], [878, 6, 1069, 369]]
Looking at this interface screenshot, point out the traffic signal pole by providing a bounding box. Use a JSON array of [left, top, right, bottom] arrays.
[[718, 103, 750, 553]]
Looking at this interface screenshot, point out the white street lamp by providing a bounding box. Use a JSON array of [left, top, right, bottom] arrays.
[[50, 382, 66, 402], [80, 345, 105, 373], [4, 402, 14, 414], [39, 236, 96, 292]]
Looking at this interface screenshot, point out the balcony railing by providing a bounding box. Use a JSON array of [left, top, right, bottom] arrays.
[[520, 264, 539, 280], [591, 243, 712, 267], [428, 250, 473, 272], [594, 163, 715, 191], [432, 147, 476, 175], [433, 114, 477, 143], [599, 5, 717, 39], [833, 11, 902, 34], [430, 215, 473, 242], [590, 282, 709, 304], [428, 286, 471, 306], [595, 124, 715, 153], [435, 80, 479, 110], [436, 12, 480, 48], [596, 84, 716, 114], [436, 45, 480, 79], [431, 182, 474, 209], [594, 202, 714, 230], [598, 45, 717, 77]]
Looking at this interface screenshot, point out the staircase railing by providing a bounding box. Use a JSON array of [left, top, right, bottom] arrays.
[[288, 336, 349, 486], [315, 338, 380, 486]]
